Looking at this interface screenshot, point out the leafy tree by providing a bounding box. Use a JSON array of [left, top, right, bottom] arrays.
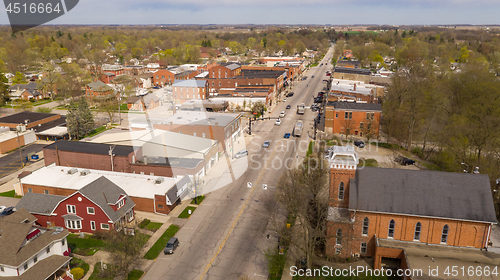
[[12, 72, 26, 85], [458, 46, 469, 63], [0, 73, 10, 104]]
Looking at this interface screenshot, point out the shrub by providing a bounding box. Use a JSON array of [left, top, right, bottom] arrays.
[[71, 267, 85, 280]]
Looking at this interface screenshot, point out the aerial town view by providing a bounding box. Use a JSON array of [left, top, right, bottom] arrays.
[[1, 1, 500, 280]]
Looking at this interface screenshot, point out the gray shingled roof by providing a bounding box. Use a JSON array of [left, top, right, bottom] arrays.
[[79, 177, 135, 223], [334, 66, 372, 75], [349, 167, 498, 223], [327, 101, 382, 111], [16, 193, 65, 215]]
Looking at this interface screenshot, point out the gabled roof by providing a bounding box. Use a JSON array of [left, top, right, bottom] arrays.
[[78, 177, 135, 223], [87, 81, 113, 92], [16, 193, 65, 215], [0, 211, 69, 267], [349, 167, 498, 223]]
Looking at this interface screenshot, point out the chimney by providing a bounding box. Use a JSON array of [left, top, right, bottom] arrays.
[[353, 84, 356, 91]]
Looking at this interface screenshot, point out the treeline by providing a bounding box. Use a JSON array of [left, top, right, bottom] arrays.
[[334, 27, 500, 73], [383, 62, 500, 185], [0, 25, 335, 74]]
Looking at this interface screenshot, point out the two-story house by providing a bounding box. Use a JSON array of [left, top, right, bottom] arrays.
[[0, 209, 71, 279], [17, 176, 135, 233]]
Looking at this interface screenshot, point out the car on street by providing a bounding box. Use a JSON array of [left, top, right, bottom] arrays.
[[284, 133, 291, 138], [354, 141, 365, 148], [234, 150, 248, 159], [164, 237, 179, 254], [275, 119, 281, 125], [287, 92, 294, 97], [283, 98, 287, 102], [0, 207, 15, 217], [263, 141, 270, 148], [311, 75, 315, 78], [286, 105, 291, 109], [280, 111, 286, 118], [395, 156, 415, 166]]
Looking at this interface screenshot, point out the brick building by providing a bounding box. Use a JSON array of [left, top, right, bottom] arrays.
[[172, 79, 208, 104], [326, 146, 498, 270], [324, 101, 382, 136], [332, 67, 371, 83], [329, 80, 377, 103], [85, 81, 115, 102], [151, 69, 175, 86], [17, 177, 135, 233], [0, 112, 62, 130], [19, 165, 192, 215]]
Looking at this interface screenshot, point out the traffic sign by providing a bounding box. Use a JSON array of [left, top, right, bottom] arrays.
[[263, 184, 267, 190], [247, 182, 252, 188]]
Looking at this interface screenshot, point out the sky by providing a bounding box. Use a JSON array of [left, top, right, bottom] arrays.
[[1, 0, 500, 26]]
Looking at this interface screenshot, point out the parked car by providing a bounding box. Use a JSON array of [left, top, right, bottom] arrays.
[[163, 237, 179, 254], [263, 141, 270, 148], [284, 133, 291, 139], [234, 150, 248, 159], [286, 105, 291, 109], [354, 141, 365, 148], [275, 119, 281, 125], [287, 92, 294, 97], [395, 156, 415, 166], [311, 75, 315, 78], [280, 111, 286, 118], [283, 98, 287, 102], [0, 207, 15, 217]]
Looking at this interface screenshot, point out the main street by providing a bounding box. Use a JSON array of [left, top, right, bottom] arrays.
[[143, 47, 334, 280]]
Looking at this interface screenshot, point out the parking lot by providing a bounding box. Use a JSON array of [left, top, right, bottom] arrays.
[[0, 144, 45, 178]]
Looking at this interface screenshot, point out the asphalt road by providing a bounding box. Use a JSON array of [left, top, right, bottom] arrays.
[[0, 143, 45, 178], [142, 48, 335, 280]]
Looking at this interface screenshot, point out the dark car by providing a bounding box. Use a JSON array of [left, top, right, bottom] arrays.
[[286, 105, 291, 109], [395, 156, 415, 166], [311, 75, 315, 78], [284, 133, 291, 138], [0, 207, 15, 217], [164, 237, 179, 254], [263, 141, 270, 148], [287, 92, 294, 97], [354, 141, 365, 148]]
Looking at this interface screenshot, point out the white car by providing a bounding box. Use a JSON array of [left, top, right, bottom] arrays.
[[234, 150, 248, 159], [283, 98, 287, 102], [280, 111, 286, 118], [275, 119, 281, 125]]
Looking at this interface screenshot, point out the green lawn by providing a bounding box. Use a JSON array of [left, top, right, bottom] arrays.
[[144, 224, 180, 260], [359, 158, 378, 167], [190, 195, 205, 205], [139, 219, 150, 229], [145, 222, 163, 231], [88, 263, 115, 280], [0, 190, 18, 198], [84, 126, 110, 139], [127, 269, 144, 280], [32, 99, 54, 106], [178, 206, 197, 219], [67, 234, 105, 256]]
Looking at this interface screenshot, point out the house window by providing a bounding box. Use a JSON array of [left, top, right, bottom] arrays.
[[0, 266, 4, 272], [34, 255, 37, 263], [338, 182, 344, 200], [360, 242, 367, 254], [28, 188, 32, 193], [101, 223, 110, 230], [335, 113, 338, 118], [360, 122, 364, 130], [44, 190, 49, 194], [362, 217, 369, 235], [336, 229, 342, 245], [23, 263, 28, 270], [66, 220, 82, 230], [193, 132, 197, 137], [202, 133, 206, 138], [90, 221, 96, 231], [344, 111, 352, 119], [414, 222, 422, 241], [66, 205, 76, 214], [87, 207, 95, 215], [441, 225, 449, 244], [62, 239, 65, 246], [158, 204, 163, 208], [388, 219, 395, 238]]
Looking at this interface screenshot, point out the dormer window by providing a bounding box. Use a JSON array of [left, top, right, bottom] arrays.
[[117, 198, 125, 209]]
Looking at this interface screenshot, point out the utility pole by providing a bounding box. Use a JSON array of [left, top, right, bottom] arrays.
[[16, 124, 24, 168]]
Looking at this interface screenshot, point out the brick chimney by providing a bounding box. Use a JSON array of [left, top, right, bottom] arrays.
[[353, 83, 356, 91]]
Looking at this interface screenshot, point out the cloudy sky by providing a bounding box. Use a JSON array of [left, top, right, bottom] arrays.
[[1, 0, 499, 26]]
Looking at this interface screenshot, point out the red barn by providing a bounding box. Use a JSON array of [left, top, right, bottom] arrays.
[[17, 177, 135, 233]]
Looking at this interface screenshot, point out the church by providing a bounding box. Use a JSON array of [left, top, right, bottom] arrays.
[[326, 146, 498, 272]]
